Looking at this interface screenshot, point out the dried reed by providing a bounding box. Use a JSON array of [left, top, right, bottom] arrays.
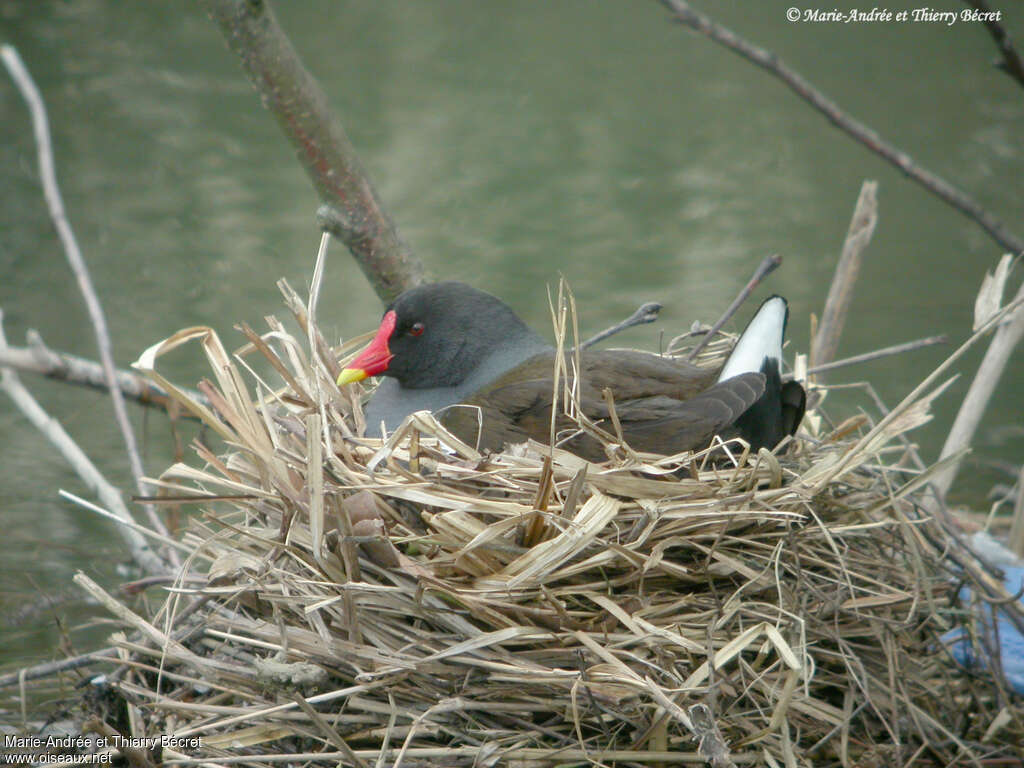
[[62, 280, 1023, 766]]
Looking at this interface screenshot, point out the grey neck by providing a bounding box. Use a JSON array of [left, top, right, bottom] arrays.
[[364, 329, 550, 435]]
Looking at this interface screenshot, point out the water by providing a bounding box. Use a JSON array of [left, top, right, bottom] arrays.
[[1, 0, 1022, 670]]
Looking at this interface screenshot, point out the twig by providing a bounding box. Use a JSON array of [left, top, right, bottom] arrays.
[[72, 572, 215, 674], [813, 291, 1024, 497], [933, 276, 1024, 500], [812, 181, 878, 369], [793, 334, 947, 379], [0, 313, 166, 576], [658, 1, 1024, 255], [305, 232, 330, 567], [0, 648, 119, 689], [58, 491, 194, 555], [200, 0, 426, 302], [1, 593, 218, 692], [0, 331, 207, 413], [581, 301, 662, 349], [83, 718, 156, 768], [291, 693, 372, 768], [932, 511, 1024, 638], [963, 0, 1024, 89], [1009, 465, 1024, 557], [1, 45, 174, 559], [686, 253, 781, 362]]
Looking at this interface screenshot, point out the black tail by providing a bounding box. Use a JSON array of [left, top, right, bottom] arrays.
[[718, 296, 805, 450]]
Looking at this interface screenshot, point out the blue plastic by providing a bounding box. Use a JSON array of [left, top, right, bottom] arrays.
[[942, 566, 1024, 695]]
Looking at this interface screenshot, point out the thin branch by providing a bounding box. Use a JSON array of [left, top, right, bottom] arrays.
[[658, 1, 1024, 255], [1009, 465, 1024, 557], [0, 592, 215, 690], [933, 277, 1024, 499], [200, 0, 426, 302], [0, 648, 119, 689], [812, 181, 878, 370], [810, 290, 1024, 494], [686, 253, 781, 362], [963, 0, 1024, 89], [0, 313, 166, 576], [794, 334, 947, 378], [853, 379, 930, 475], [581, 302, 662, 349], [1, 45, 174, 557], [0, 332, 206, 413]]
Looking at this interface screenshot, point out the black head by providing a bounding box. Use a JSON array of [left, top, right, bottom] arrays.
[[341, 282, 540, 389]]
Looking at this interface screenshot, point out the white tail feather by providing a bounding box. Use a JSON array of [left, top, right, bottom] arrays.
[[717, 296, 787, 382]]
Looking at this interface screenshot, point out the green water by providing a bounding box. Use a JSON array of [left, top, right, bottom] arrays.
[[1, 1, 1022, 672]]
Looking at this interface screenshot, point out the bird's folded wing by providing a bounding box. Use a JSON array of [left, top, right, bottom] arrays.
[[607, 371, 766, 453], [581, 349, 719, 400], [442, 370, 766, 457], [440, 376, 551, 452]]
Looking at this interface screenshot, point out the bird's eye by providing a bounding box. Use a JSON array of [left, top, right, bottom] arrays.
[[409, 322, 425, 337]]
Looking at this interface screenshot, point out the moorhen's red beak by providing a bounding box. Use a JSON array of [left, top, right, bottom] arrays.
[[337, 310, 397, 385]]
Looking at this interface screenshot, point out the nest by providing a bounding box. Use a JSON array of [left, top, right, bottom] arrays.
[[76, 280, 1021, 767]]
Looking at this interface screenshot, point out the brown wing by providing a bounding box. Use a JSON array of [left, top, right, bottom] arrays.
[[579, 349, 719, 401], [440, 370, 554, 452], [442, 353, 765, 460], [607, 372, 766, 455]]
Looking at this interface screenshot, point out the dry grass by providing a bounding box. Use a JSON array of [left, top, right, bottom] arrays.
[[61, 279, 1023, 767]]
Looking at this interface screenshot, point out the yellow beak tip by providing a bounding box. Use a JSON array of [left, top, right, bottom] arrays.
[[336, 368, 368, 387]]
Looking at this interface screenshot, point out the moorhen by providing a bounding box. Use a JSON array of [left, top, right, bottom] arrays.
[[338, 282, 805, 461]]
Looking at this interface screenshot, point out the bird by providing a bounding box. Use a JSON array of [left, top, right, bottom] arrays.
[[337, 281, 805, 462]]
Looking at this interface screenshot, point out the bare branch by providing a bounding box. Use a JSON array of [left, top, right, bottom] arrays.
[[962, 0, 1024, 89], [812, 181, 878, 369], [0, 313, 167, 576], [933, 272, 1024, 499], [812, 290, 1024, 497], [1, 45, 174, 555], [0, 648, 118, 689], [686, 253, 781, 362], [1010, 465, 1024, 557], [658, 1, 1024, 255], [200, 0, 426, 302], [796, 334, 947, 378], [581, 302, 662, 349], [0, 332, 206, 413]]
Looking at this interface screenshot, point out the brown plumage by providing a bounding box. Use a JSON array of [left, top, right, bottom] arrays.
[[445, 349, 766, 461], [339, 282, 804, 461]]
